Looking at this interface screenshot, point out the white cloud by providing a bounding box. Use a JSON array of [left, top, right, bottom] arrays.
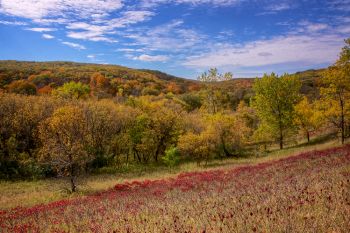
[[141, 0, 242, 8], [0, 20, 27, 25], [108, 11, 155, 27], [336, 25, 350, 34], [62, 41, 86, 50], [265, 3, 291, 11], [64, 11, 153, 42], [134, 54, 169, 62], [67, 30, 117, 42], [184, 34, 344, 69], [298, 21, 328, 33], [117, 48, 144, 52], [124, 20, 204, 52], [26, 27, 56, 32], [0, 0, 123, 20], [42, 34, 54, 39]]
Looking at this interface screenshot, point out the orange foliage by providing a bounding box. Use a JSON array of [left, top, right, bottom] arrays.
[[37, 85, 53, 95]]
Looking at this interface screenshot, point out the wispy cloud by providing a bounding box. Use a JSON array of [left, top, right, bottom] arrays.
[[184, 34, 344, 70], [298, 21, 328, 33], [42, 34, 54, 39], [327, 0, 350, 11], [265, 3, 292, 11], [140, 0, 243, 8], [62, 41, 86, 50], [26, 27, 56, 32], [134, 54, 169, 62], [117, 48, 145, 52], [0, 20, 27, 25], [64, 11, 153, 42], [0, 0, 123, 20], [124, 20, 204, 52]]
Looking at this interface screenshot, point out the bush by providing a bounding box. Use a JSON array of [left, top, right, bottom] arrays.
[[6, 80, 37, 95], [162, 147, 180, 167]]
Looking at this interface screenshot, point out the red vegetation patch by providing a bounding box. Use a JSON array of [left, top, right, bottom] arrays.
[[1, 145, 350, 232]]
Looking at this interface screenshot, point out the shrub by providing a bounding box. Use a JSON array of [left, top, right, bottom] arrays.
[[6, 80, 37, 95], [162, 146, 180, 167]]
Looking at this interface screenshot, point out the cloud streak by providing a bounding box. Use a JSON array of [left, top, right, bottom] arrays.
[[184, 34, 344, 70], [62, 41, 86, 50], [134, 54, 169, 62]]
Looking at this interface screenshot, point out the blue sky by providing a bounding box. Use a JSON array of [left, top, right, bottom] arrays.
[[0, 0, 349, 79]]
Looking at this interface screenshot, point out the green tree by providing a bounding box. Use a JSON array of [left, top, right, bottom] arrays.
[[319, 38, 350, 144], [252, 73, 301, 149], [179, 93, 202, 112]]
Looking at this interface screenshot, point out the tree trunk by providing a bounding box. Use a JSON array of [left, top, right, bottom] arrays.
[[154, 136, 165, 162], [279, 137, 283, 149], [306, 131, 310, 143], [221, 136, 232, 157], [277, 107, 283, 149], [70, 175, 76, 193], [279, 124, 283, 149], [134, 149, 141, 162], [340, 99, 345, 144]]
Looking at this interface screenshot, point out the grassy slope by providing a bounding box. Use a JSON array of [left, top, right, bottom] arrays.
[[1, 141, 349, 232], [0, 136, 342, 210]]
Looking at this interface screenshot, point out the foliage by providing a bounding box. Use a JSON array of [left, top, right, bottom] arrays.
[[39, 105, 92, 192], [178, 131, 217, 165], [294, 96, 322, 142], [179, 93, 202, 112], [162, 146, 180, 167], [318, 38, 350, 144], [198, 68, 233, 114], [0, 61, 197, 97], [6, 80, 37, 95], [89, 72, 112, 99], [252, 73, 301, 149], [52, 81, 90, 99]]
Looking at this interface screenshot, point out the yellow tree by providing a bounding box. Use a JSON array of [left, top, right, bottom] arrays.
[[39, 105, 91, 192], [319, 38, 350, 144], [294, 96, 321, 143]]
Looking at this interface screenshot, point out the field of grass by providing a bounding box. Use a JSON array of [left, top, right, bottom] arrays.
[[0, 137, 341, 210], [1, 141, 349, 232]]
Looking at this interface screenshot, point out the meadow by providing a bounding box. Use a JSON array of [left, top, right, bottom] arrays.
[[1, 141, 349, 232]]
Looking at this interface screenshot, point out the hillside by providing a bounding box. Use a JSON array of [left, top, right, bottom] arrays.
[[0, 60, 200, 96], [0, 61, 324, 98]]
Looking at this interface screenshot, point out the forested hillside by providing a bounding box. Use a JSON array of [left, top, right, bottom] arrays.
[[0, 60, 323, 108]]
